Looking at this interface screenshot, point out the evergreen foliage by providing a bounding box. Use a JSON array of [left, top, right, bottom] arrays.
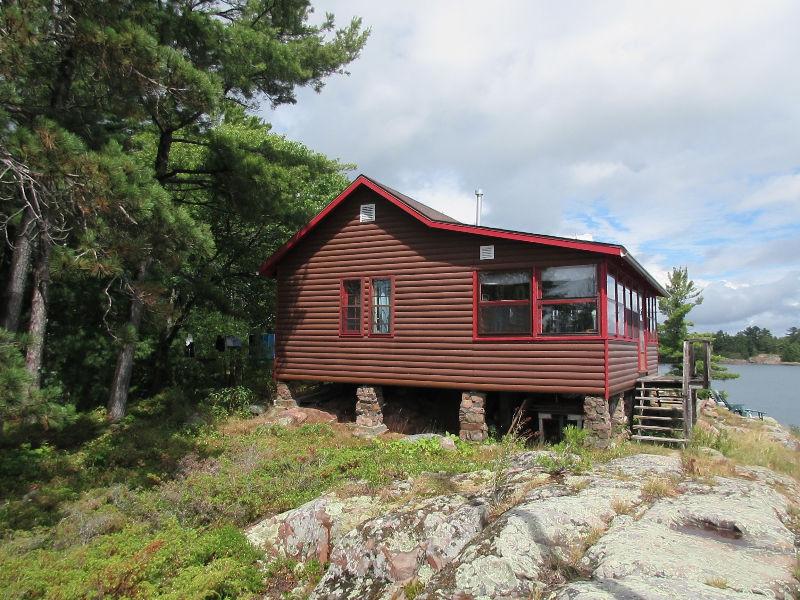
[[658, 266, 703, 364], [0, 0, 368, 420], [657, 267, 736, 380], [713, 326, 800, 363]]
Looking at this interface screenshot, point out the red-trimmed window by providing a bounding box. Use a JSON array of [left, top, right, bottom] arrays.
[[621, 283, 629, 337], [340, 279, 362, 335], [371, 277, 393, 335], [607, 272, 618, 336], [477, 270, 532, 335], [539, 265, 598, 335], [648, 296, 659, 340]]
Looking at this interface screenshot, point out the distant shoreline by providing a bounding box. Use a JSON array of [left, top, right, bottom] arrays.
[[719, 357, 800, 367]]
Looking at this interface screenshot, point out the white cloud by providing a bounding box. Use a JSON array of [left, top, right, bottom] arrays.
[[692, 272, 800, 334], [401, 172, 485, 225], [267, 0, 800, 333], [571, 162, 629, 186]]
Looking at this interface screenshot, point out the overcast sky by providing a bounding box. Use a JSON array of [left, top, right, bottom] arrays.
[[267, 0, 800, 335]]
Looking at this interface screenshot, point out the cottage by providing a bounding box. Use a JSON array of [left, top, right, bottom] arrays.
[[259, 175, 665, 443]]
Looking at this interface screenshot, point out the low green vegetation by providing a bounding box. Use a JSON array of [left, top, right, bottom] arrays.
[[688, 410, 800, 481], [0, 393, 497, 599]]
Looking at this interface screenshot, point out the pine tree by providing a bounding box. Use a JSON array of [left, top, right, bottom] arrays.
[[658, 267, 703, 364]]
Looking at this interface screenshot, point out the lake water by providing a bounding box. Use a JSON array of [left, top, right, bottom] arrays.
[[661, 363, 800, 427]]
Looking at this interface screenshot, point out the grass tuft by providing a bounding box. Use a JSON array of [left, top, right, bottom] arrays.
[[641, 477, 679, 502], [403, 579, 425, 599], [690, 412, 800, 481], [611, 497, 634, 515], [681, 450, 737, 482], [705, 577, 729, 589]]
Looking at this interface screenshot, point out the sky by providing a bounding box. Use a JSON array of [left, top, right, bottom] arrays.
[[266, 0, 800, 335]]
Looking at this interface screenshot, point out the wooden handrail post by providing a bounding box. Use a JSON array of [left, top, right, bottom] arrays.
[[683, 340, 691, 439]]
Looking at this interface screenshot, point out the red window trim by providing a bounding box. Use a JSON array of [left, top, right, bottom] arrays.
[[474, 267, 534, 339], [535, 264, 601, 338], [368, 275, 395, 338], [473, 263, 604, 342], [605, 262, 659, 343], [339, 278, 364, 337]]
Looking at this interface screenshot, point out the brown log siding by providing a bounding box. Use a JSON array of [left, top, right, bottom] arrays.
[[275, 187, 656, 396], [647, 342, 659, 375], [608, 341, 640, 395]]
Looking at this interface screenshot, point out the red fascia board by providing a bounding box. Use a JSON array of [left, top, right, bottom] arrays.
[[259, 175, 627, 277]]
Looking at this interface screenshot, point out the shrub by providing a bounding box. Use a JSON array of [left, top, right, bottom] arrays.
[[0, 523, 263, 599], [690, 426, 734, 455], [558, 425, 589, 454], [205, 386, 256, 419], [0, 329, 76, 434]]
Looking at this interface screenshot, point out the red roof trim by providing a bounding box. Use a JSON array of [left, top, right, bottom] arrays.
[[259, 175, 664, 295]]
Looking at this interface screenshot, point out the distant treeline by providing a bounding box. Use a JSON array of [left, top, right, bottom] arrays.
[[711, 327, 800, 362]]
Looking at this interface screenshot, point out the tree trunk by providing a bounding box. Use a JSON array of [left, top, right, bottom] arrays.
[[24, 225, 51, 386], [150, 297, 195, 393], [2, 208, 34, 332], [107, 260, 150, 423], [155, 129, 173, 181]]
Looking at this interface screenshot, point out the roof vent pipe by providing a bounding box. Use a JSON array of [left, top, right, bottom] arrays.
[[475, 188, 484, 226]]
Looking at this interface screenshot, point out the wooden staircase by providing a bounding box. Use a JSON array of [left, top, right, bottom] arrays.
[[631, 379, 691, 446]]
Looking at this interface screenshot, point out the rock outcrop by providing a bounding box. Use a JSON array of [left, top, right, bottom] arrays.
[[247, 449, 800, 599], [246, 495, 386, 564], [311, 494, 490, 599]]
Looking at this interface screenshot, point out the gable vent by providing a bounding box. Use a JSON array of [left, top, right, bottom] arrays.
[[479, 245, 495, 260], [360, 203, 375, 222]]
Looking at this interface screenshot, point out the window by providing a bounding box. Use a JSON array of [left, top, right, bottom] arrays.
[[371, 278, 392, 335], [477, 270, 531, 335], [648, 296, 658, 339], [607, 273, 617, 336], [340, 279, 362, 335], [539, 265, 598, 334], [621, 283, 629, 337]]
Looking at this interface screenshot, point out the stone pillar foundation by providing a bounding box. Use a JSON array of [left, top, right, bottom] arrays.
[[583, 395, 613, 447], [610, 393, 631, 441], [355, 385, 387, 436], [459, 391, 488, 442], [275, 381, 299, 409]]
